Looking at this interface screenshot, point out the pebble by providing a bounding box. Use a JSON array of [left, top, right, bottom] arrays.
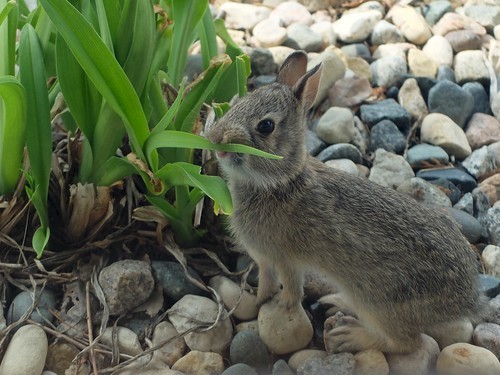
[[443, 208, 482, 244], [445, 30, 482, 53], [422, 35, 453, 68], [466, 114, 500, 151], [258, 299, 313, 355], [369, 120, 406, 154], [462, 82, 491, 115], [482, 245, 500, 277], [408, 49, 437, 78], [152, 261, 205, 302], [219, 2, 271, 30], [328, 77, 372, 108], [316, 143, 363, 164], [370, 55, 408, 88], [172, 350, 224, 375], [353, 349, 389, 375], [493, 91, 500, 121], [45, 342, 81, 375], [437, 66, 456, 82], [222, 363, 258, 375], [208, 275, 258, 320], [346, 57, 371, 80], [151, 321, 186, 367], [168, 294, 233, 354], [308, 49, 347, 106], [245, 48, 276, 76], [0, 324, 48, 375], [397, 177, 452, 207], [454, 192, 474, 215], [272, 359, 295, 375], [332, 10, 382, 43], [284, 23, 323, 52], [463, 2, 500, 32], [435, 343, 500, 375], [485, 206, 500, 246], [372, 43, 409, 60], [480, 274, 500, 298], [371, 20, 405, 46], [235, 320, 259, 334], [430, 178, 462, 205], [489, 142, 500, 166], [427, 81, 475, 128], [454, 50, 490, 85], [397, 78, 428, 120], [341, 43, 371, 60], [297, 352, 355, 375], [416, 167, 477, 193], [230, 330, 271, 369], [462, 145, 497, 179], [406, 144, 449, 169], [252, 18, 288, 48], [369, 149, 415, 189], [288, 349, 328, 371], [316, 107, 356, 144], [387, 5, 432, 45], [306, 129, 327, 156], [360, 98, 411, 132], [473, 322, 500, 359], [325, 159, 359, 175], [101, 326, 142, 356], [420, 113, 472, 159], [269, 1, 313, 26], [424, 0, 452, 26], [386, 334, 440, 375], [432, 12, 487, 37], [479, 173, 500, 206], [8, 288, 57, 325]]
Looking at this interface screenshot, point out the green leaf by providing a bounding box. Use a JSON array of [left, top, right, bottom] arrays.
[[0, 0, 17, 76], [197, 6, 218, 68], [0, 0, 15, 26], [32, 226, 50, 258]]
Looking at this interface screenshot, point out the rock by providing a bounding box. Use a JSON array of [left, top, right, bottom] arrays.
[[462, 82, 491, 115], [462, 146, 497, 179], [332, 10, 381, 43], [325, 159, 359, 175], [7, 288, 57, 325], [267, 46, 295, 66], [272, 359, 295, 375], [428, 80, 475, 128], [398, 78, 428, 120], [316, 143, 363, 164], [454, 192, 474, 215], [341, 43, 371, 60], [387, 5, 432, 45], [420, 113, 472, 159], [466, 114, 500, 150], [406, 144, 449, 169], [430, 178, 462, 205], [445, 30, 482, 53], [478, 173, 500, 206], [463, 2, 500, 33], [493, 91, 500, 122], [360, 98, 411, 132], [370, 20, 405, 45], [297, 353, 355, 375], [288, 349, 328, 371], [437, 66, 456, 82], [489, 142, 500, 166], [152, 261, 205, 302], [168, 294, 233, 354], [283, 23, 323, 52], [353, 349, 389, 375], [310, 21, 336, 47], [253, 18, 288, 48], [369, 149, 415, 189], [454, 50, 490, 85], [219, 2, 271, 30], [45, 342, 81, 375], [428, 318, 474, 349], [408, 49, 438, 78], [372, 43, 409, 60], [235, 254, 259, 287], [443, 208, 482, 244], [307, 129, 327, 156], [230, 331, 271, 369], [370, 55, 408, 88], [436, 343, 500, 375], [258, 298, 313, 355], [316, 107, 356, 145], [416, 167, 477, 193], [222, 363, 258, 375], [235, 320, 259, 334], [0, 324, 48, 375], [352, 117, 370, 155], [432, 12, 487, 37], [172, 350, 224, 375], [101, 326, 142, 356], [245, 48, 276, 76], [483, 245, 500, 277], [397, 177, 452, 207], [369, 120, 406, 154], [328, 77, 372, 108], [473, 323, 500, 358], [208, 275, 258, 321], [269, 1, 313, 26], [424, 0, 452, 26], [485, 206, 500, 246], [308, 49, 347, 106], [386, 334, 440, 375], [346, 57, 371, 80], [151, 321, 186, 366], [480, 274, 500, 298], [253, 74, 277, 88]]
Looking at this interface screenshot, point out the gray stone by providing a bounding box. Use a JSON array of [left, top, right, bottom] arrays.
[[428, 80, 475, 128], [462, 146, 497, 179], [370, 20, 405, 45], [454, 192, 474, 215], [437, 66, 456, 82], [360, 98, 411, 132], [297, 353, 355, 375], [236, 255, 259, 287], [473, 323, 500, 359], [253, 74, 277, 89], [340, 43, 371, 60], [316, 107, 356, 145], [485, 206, 500, 246], [370, 55, 408, 88], [462, 82, 491, 115], [369, 149, 415, 189], [424, 0, 452, 26], [222, 363, 259, 375], [272, 359, 294, 375], [480, 275, 500, 299], [464, 3, 500, 32], [397, 177, 452, 208], [252, 18, 288, 48], [283, 23, 323, 52], [454, 50, 491, 86], [406, 144, 449, 169], [416, 168, 477, 193], [473, 189, 491, 237], [445, 30, 482, 53], [152, 261, 205, 301], [8, 288, 57, 325], [245, 48, 276, 76], [230, 331, 271, 369], [369, 120, 406, 154], [316, 143, 363, 164], [332, 10, 382, 43], [443, 207, 483, 244]]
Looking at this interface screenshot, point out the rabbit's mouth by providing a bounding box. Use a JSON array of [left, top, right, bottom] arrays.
[[216, 150, 243, 166]]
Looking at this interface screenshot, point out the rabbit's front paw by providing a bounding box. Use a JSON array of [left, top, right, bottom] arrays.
[[323, 314, 377, 353], [318, 293, 356, 317]]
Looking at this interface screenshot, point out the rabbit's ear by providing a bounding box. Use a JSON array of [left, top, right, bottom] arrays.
[[293, 63, 322, 110], [277, 51, 308, 88]]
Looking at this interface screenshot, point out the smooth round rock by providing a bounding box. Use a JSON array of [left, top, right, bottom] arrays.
[[316, 143, 363, 164], [172, 350, 224, 375], [8, 288, 57, 325], [101, 326, 142, 356], [272, 359, 294, 375], [386, 334, 440, 375], [325, 159, 359, 175], [341, 43, 371, 60], [369, 149, 415, 189], [424, 0, 452, 26], [482, 245, 500, 278], [437, 66, 456, 82], [398, 78, 428, 120], [436, 343, 500, 375], [316, 107, 356, 145], [152, 261, 205, 301], [235, 320, 259, 335], [230, 330, 271, 369], [307, 129, 327, 156], [408, 48, 437, 78], [443, 208, 482, 244], [310, 21, 336, 47], [371, 20, 405, 45], [0, 324, 48, 375], [445, 30, 482, 53], [307, 49, 347, 106], [370, 55, 408, 88], [428, 80, 475, 128], [283, 23, 323, 52], [209, 275, 258, 321], [353, 349, 389, 375], [406, 144, 449, 169], [369, 120, 406, 154], [152, 321, 186, 367], [473, 323, 500, 359], [219, 2, 271, 30], [258, 299, 313, 355], [360, 98, 411, 131], [288, 349, 328, 371], [422, 35, 453, 68], [222, 363, 258, 375], [462, 82, 491, 115], [245, 48, 275, 76], [416, 167, 477, 193], [465, 113, 500, 150], [332, 10, 382, 43], [168, 295, 233, 354], [454, 50, 490, 85], [268, 1, 313, 26], [387, 5, 432, 45], [329, 76, 372, 108], [397, 177, 452, 207], [252, 18, 288, 48]]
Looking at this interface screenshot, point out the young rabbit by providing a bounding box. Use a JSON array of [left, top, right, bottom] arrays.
[[206, 51, 479, 354]]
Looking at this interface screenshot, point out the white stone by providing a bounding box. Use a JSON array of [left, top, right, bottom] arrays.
[[152, 321, 186, 367], [208, 275, 259, 321], [398, 78, 428, 120], [344, 1, 385, 16], [269, 1, 313, 26], [101, 327, 142, 356], [436, 343, 500, 375], [316, 107, 356, 144], [369, 149, 415, 189], [454, 50, 490, 84], [310, 21, 336, 47], [252, 18, 288, 48], [268, 46, 296, 66], [370, 20, 405, 45], [332, 10, 382, 43], [386, 334, 440, 375], [387, 5, 432, 45], [420, 113, 472, 159], [219, 2, 271, 30], [422, 35, 454, 68], [482, 245, 500, 277], [168, 295, 233, 354], [307, 49, 347, 106], [235, 320, 259, 334], [0, 325, 48, 375], [408, 48, 437, 78], [462, 146, 497, 178], [354, 349, 389, 375], [325, 159, 359, 175], [427, 318, 473, 349]]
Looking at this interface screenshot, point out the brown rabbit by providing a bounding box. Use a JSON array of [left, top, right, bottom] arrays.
[[206, 51, 479, 354]]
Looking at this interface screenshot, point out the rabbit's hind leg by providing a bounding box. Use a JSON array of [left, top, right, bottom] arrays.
[[254, 258, 280, 307]]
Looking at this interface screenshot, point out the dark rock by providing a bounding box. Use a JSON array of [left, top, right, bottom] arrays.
[[424, 0, 452, 25], [230, 331, 271, 369], [151, 261, 205, 301], [222, 363, 259, 375], [369, 120, 406, 154], [406, 144, 449, 169], [316, 143, 363, 163], [8, 288, 57, 325], [479, 274, 500, 298], [437, 66, 456, 83], [246, 47, 276, 76], [386, 86, 399, 100], [429, 178, 462, 204], [359, 99, 411, 133], [272, 359, 295, 375], [443, 207, 482, 243], [462, 82, 491, 115], [236, 254, 259, 287], [340, 43, 371, 61], [428, 80, 475, 128], [416, 168, 477, 193]]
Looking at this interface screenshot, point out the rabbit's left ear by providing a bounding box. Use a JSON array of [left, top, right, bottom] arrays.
[[293, 63, 322, 110], [277, 50, 308, 87]]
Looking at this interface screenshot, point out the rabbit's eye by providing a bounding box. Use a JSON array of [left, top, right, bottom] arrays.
[[256, 119, 275, 135]]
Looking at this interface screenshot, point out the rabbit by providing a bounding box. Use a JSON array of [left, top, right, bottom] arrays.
[[206, 50, 480, 354]]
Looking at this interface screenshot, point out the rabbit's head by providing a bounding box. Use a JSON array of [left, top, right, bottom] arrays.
[[207, 51, 322, 189]]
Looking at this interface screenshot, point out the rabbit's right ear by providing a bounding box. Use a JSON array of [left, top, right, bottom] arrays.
[[277, 51, 308, 87], [292, 63, 322, 110]]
